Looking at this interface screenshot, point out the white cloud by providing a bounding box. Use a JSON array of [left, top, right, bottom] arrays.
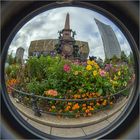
[[8, 7, 132, 60]]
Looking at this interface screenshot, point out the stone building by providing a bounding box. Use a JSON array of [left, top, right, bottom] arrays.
[[28, 13, 89, 60], [95, 18, 121, 59]]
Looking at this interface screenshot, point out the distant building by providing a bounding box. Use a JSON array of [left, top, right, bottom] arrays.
[[15, 47, 24, 63], [95, 18, 121, 59], [28, 13, 89, 60]]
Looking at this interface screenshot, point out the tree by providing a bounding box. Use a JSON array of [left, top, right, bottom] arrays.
[[6, 53, 16, 65], [128, 52, 134, 66], [121, 51, 128, 63]]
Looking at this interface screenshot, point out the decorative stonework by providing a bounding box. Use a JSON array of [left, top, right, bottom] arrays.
[[28, 13, 89, 60]]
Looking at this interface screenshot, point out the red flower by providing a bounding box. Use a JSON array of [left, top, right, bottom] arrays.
[[63, 64, 70, 72]]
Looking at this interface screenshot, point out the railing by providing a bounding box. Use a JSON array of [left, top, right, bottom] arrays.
[[8, 82, 134, 117]]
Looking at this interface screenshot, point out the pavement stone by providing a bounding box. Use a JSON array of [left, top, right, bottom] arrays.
[[51, 127, 85, 137], [82, 120, 109, 135], [27, 119, 51, 134], [17, 111, 28, 121], [106, 110, 122, 123]]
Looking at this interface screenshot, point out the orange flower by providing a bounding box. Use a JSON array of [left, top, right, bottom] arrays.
[[85, 109, 90, 113], [68, 102, 72, 106], [77, 95, 81, 98], [90, 102, 94, 106], [82, 104, 86, 107], [51, 106, 56, 109], [7, 78, 19, 94], [82, 94, 86, 98], [110, 102, 113, 105], [72, 103, 80, 110], [90, 107, 94, 111], [74, 94, 78, 99], [65, 106, 71, 111]]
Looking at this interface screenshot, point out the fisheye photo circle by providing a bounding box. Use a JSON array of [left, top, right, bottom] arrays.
[[4, 6, 136, 138]]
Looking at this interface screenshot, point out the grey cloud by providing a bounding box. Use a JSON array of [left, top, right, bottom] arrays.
[[8, 7, 132, 60]]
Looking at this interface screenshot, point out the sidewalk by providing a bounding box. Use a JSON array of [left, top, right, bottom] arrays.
[[10, 96, 128, 138]]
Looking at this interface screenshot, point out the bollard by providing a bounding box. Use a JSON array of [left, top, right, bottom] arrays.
[[31, 93, 41, 117]]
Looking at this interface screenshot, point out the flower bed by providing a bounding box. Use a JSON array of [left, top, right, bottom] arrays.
[[6, 55, 134, 118]]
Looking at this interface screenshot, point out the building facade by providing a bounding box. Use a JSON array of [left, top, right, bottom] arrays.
[[95, 18, 121, 59], [28, 13, 89, 60]]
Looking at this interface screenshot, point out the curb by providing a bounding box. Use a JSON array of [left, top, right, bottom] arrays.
[[10, 96, 128, 128]]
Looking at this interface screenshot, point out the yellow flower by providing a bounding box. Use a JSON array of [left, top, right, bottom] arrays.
[[88, 106, 91, 109], [86, 65, 92, 71], [82, 107, 86, 110], [112, 81, 118, 86], [118, 71, 121, 76], [102, 100, 107, 106], [94, 64, 99, 69], [74, 71, 79, 75], [87, 60, 94, 65], [114, 75, 117, 80], [93, 70, 98, 76]]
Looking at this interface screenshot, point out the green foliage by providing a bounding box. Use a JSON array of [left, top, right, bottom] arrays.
[[5, 64, 20, 79], [6, 54, 134, 97], [26, 78, 47, 95], [121, 51, 128, 63], [6, 53, 16, 65]]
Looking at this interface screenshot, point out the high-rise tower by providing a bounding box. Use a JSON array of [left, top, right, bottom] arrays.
[[95, 18, 121, 59]]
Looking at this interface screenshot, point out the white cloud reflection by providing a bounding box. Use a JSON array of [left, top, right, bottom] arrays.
[[9, 7, 132, 60]]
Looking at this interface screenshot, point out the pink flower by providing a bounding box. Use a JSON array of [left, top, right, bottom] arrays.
[[63, 64, 71, 72], [45, 89, 58, 97], [99, 70, 106, 77]]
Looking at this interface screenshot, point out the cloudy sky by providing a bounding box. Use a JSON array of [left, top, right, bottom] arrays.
[[8, 7, 132, 60]]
